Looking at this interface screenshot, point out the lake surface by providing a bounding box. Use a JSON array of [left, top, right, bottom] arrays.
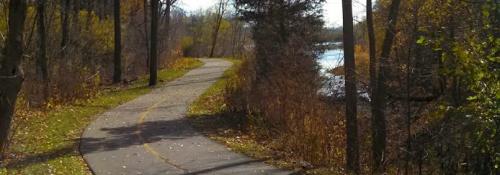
[[318, 49, 370, 100], [319, 49, 344, 70]]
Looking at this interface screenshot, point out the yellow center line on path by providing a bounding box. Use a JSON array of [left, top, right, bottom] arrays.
[[136, 95, 189, 172]]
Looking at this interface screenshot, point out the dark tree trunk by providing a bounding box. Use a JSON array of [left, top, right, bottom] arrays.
[[367, 0, 376, 106], [113, 0, 122, 84], [231, 21, 239, 57], [367, 0, 381, 171], [164, 2, 171, 60], [144, 0, 150, 70], [149, 0, 158, 86], [72, 0, 80, 31], [209, 0, 226, 58], [36, 0, 49, 101], [85, 0, 93, 31], [160, 0, 176, 66], [372, 0, 402, 172], [0, 0, 27, 155], [404, 4, 420, 174], [342, 0, 360, 173], [61, 0, 70, 55]]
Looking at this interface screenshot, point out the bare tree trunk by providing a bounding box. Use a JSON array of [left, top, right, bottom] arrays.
[[72, 0, 80, 35], [404, 37, 412, 175], [342, 0, 360, 173], [85, 0, 93, 31], [113, 0, 122, 84], [149, 0, 159, 86], [404, 4, 420, 174], [367, 0, 381, 171], [164, 1, 171, 61], [0, 0, 27, 156], [367, 0, 376, 107], [99, 0, 109, 20], [144, 0, 150, 70], [372, 0, 402, 173], [61, 0, 70, 56], [209, 0, 227, 58], [231, 21, 238, 57], [161, 0, 177, 64], [71, 0, 81, 60], [231, 20, 243, 57], [37, 0, 49, 102]]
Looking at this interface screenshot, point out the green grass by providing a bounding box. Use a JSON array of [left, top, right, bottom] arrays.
[[0, 58, 203, 175], [188, 58, 242, 116]]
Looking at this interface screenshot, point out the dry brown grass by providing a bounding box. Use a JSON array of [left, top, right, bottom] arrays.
[[329, 45, 370, 83], [187, 54, 353, 174]]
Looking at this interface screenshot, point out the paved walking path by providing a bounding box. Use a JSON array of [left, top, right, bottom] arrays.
[[80, 59, 292, 175]]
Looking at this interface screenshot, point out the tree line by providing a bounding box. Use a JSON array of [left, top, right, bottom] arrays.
[[229, 0, 498, 174], [0, 0, 498, 174], [0, 0, 248, 160], [0, 0, 177, 154]]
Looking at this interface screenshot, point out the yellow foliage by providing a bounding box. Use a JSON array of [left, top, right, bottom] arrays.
[[330, 45, 370, 82], [220, 19, 231, 32], [0, 16, 6, 41], [121, 0, 144, 17], [84, 11, 114, 53], [181, 36, 194, 50], [355, 45, 370, 82]]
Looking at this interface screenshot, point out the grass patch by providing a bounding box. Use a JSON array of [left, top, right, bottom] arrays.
[[188, 59, 240, 116], [0, 58, 203, 175], [188, 58, 243, 117]]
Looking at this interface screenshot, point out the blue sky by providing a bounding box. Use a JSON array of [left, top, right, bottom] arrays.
[[178, 0, 369, 27]]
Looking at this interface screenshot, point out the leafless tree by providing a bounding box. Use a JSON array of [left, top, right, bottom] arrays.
[[61, 0, 70, 56], [0, 0, 27, 156], [209, 0, 229, 58], [113, 0, 122, 83], [36, 0, 49, 101], [372, 0, 402, 172], [149, 0, 159, 86], [342, 0, 360, 173]]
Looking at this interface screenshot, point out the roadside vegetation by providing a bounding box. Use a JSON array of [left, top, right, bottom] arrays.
[[188, 58, 339, 174], [1, 0, 497, 174], [1, 0, 249, 173], [187, 58, 291, 168], [189, 0, 498, 174], [0, 58, 202, 175]]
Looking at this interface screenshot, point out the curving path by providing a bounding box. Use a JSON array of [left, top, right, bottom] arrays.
[[80, 59, 292, 175]]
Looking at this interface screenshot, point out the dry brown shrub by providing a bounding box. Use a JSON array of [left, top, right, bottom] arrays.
[[225, 43, 348, 171]]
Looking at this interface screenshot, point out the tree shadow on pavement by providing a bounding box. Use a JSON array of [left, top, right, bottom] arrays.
[[3, 117, 197, 170]]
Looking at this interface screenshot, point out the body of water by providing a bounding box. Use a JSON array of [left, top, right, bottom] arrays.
[[318, 49, 370, 100], [319, 49, 343, 72]]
